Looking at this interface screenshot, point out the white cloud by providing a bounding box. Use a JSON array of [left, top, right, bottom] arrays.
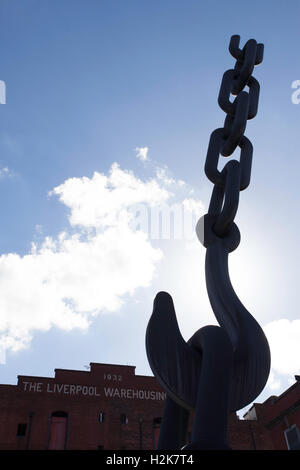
[[265, 370, 281, 391], [182, 198, 205, 214], [0, 163, 170, 356], [155, 166, 190, 189], [135, 147, 149, 161], [263, 318, 300, 389], [0, 160, 206, 359], [156, 166, 176, 186], [50, 163, 170, 229]]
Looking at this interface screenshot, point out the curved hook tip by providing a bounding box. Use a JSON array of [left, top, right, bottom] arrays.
[[153, 291, 174, 310]]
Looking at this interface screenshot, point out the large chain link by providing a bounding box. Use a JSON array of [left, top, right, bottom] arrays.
[[204, 35, 263, 238]]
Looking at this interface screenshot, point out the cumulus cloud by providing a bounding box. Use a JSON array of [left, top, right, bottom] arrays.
[[135, 147, 149, 161], [182, 198, 205, 214], [156, 167, 176, 185], [0, 163, 171, 357], [263, 318, 300, 389], [0, 161, 205, 360], [50, 163, 170, 229]]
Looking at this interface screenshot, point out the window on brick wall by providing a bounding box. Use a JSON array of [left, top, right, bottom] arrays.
[[16, 423, 27, 437], [99, 412, 105, 423], [120, 413, 128, 424], [284, 424, 300, 450]]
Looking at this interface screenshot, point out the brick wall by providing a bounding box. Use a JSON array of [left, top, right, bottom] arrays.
[[2, 362, 297, 450]]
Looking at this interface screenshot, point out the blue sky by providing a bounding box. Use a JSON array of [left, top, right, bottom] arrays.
[[0, 0, 300, 418]]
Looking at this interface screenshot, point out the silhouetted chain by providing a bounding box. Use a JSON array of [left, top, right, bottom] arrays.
[[146, 36, 270, 450], [204, 35, 264, 238]]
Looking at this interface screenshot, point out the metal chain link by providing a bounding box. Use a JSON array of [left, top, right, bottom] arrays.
[[204, 35, 263, 238]]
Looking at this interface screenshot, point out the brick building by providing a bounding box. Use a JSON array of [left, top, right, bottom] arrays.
[[0, 362, 166, 450], [0, 362, 299, 450], [243, 375, 300, 450]]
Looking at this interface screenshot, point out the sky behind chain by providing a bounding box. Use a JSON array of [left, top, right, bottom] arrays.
[[0, 0, 300, 417]]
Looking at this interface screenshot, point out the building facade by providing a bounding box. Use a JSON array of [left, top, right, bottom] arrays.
[[243, 376, 300, 450], [0, 362, 166, 450], [0, 362, 299, 450]]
